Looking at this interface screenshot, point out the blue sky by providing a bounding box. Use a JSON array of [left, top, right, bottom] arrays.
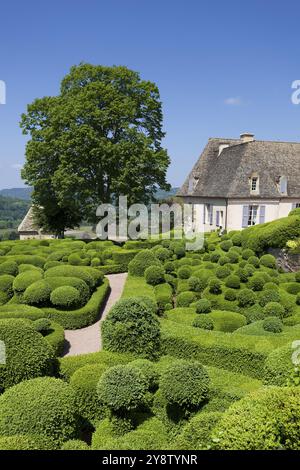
[[0, 0, 300, 189]]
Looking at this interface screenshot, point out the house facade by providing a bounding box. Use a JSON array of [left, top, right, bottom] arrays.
[[178, 133, 300, 232]]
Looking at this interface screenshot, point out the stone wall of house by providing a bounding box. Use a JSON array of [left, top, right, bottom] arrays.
[[268, 248, 300, 272]]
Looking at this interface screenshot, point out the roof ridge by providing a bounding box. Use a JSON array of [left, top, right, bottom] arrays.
[[208, 137, 300, 145]]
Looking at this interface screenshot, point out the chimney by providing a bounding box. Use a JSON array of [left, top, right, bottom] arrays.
[[240, 132, 255, 143]]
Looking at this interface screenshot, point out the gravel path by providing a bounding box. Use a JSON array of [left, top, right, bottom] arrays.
[[63, 273, 128, 357]]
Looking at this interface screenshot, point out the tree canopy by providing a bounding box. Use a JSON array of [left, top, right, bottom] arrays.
[[20, 64, 170, 236]]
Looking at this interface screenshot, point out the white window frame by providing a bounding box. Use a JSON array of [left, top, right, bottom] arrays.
[[251, 177, 258, 192], [248, 205, 258, 226]]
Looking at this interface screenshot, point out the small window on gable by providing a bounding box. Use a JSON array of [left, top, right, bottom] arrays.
[[279, 176, 287, 195], [250, 174, 259, 193]]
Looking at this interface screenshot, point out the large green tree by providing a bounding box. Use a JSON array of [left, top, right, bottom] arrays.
[[20, 64, 170, 237]]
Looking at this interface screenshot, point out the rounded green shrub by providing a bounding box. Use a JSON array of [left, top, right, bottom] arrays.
[[160, 360, 210, 409], [225, 275, 240, 289], [295, 271, 300, 283], [220, 240, 233, 252], [208, 278, 222, 294], [129, 359, 159, 391], [144, 265, 165, 286], [213, 387, 300, 450], [164, 261, 175, 274], [97, 365, 147, 412], [264, 282, 279, 291], [263, 302, 285, 319], [237, 288, 256, 307], [218, 256, 230, 266], [216, 265, 231, 279], [188, 276, 203, 292], [258, 289, 281, 307], [91, 257, 101, 267], [128, 250, 161, 277], [224, 288, 237, 301], [248, 256, 260, 268], [227, 251, 239, 264], [241, 249, 255, 260], [70, 363, 108, 422], [50, 286, 80, 308], [174, 411, 223, 450], [102, 298, 160, 359], [193, 315, 214, 330], [153, 247, 170, 262], [263, 343, 294, 385], [296, 292, 300, 305], [23, 280, 51, 306], [0, 261, 18, 276], [231, 233, 242, 246], [262, 317, 283, 333], [0, 275, 14, 296], [45, 265, 100, 289], [177, 266, 192, 279], [260, 254, 276, 269], [248, 274, 265, 291], [33, 318, 51, 333], [210, 252, 220, 263], [176, 291, 196, 307], [285, 282, 300, 295], [13, 271, 43, 293], [0, 377, 79, 447], [0, 319, 54, 389], [195, 299, 212, 314]]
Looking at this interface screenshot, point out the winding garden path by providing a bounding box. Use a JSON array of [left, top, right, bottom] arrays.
[[63, 273, 128, 357]]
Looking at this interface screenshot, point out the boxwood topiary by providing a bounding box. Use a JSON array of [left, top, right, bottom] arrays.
[[33, 318, 51, 333], [128, 250, 161, 277], [176, 291, 196, 308], [50, 286, 80, 309], [61, 439, 90, 450], [0, 434, 53, 450], [13, 270, 43, 293], [0, 377, 80, 447], [213, 387, 300, 450], [174, 411, 223, 450], [188, 276, 203, 292], [263, 302, 285, 319], [237, 288, 256, 307], [258, 288, 281, 307], [260, 254, 276, 269], [23, 280, 52, 306], [224, 288, 237, 301], [97, 365, 148, 412], [70, 363, 108, 423], [248, 274, 265, 291], [218, 256, 230, 266], [160, 360, 210, 409], [262, 317, 283, 333], [0, 275, 14, 296], [129, 359, 159, 391], [216, 265, 231, 279], [241, 248, 255, 260], [195, 299, 212, 314], [208, 278, 222, 294], [220, 240, 233, 252], [102, 298, 161, 359], [193, 315, 214, 330], [225, 275, 240, 289], [144, 265, 165, 286], [0, 319, 54, 389], [177, 266, 192, 279]]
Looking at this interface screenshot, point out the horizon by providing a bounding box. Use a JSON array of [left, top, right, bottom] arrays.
[[1, 0, 300, 189]]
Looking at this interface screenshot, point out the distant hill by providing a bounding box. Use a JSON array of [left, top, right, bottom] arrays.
[[0, 187, 32, 200], [0, 195, 30, 230], [155, 187, 179, 200]]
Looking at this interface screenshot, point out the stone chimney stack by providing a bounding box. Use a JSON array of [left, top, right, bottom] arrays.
[[240, 132, 255, 143]]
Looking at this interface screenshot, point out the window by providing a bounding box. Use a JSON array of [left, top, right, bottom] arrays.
[[216, 210, 224, 227], [205, 204, 213, 225], [248, 205, 258, 226], [296, 203, 300, 208], [279, 176, 287, 194], [251, 177, 258, 191]]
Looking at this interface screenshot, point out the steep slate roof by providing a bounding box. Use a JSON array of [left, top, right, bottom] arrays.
[[18, 206, 39, 233], [178, 137, 300, 199]]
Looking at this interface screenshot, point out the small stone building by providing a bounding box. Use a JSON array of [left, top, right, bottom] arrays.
[[18, 206, 55, 240]]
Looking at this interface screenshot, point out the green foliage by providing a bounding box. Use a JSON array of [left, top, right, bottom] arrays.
[[97, 365, 148, 411], [260, 254, 276, 268], [258, 288, 281, 307], [0, 434, 52, 450], [263, 302, 285, 319], [0, 377, 79, 447], [0, 275, 14, 296], [160, 360, 210, 409], [231, 233, 242, 246], [248, 274, 265, 291], [216, 265, 231, 279], [177, 266, 192, 279], [174, 411, 223, 450], [33, 318, 51, 333], [70, 363, 108, 423], [176, 291, 196, 307], [263, 343, 294, 385], [195, 299, 212, 314], [129, 359, 159, 391], [237, 288, 256, 307], [193, 315, 214, 330], [0, 319, 54, 389], [128, 250, 161, 277], [23, 280, 52, 306], [220, 240, 233, 252], [144, 265, 165, 286], [225, 275, 240, 289], [224, 288, 237, 301], [262, 317, 283, 333], [13, 270, 43, 293], [61, 440, 90, 450], [208, 278, 222, 294], [50, 286, 80, 308], [0, 261, 18, 276], [102, 297, 160, 359], [154, 283, 173, 311], [213, 387, 300, 450]]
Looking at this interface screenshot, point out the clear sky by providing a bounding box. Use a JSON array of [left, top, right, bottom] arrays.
[[0, 0, 300, 189]]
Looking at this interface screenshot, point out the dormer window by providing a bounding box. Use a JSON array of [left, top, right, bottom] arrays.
[[279, 176, 287, 195], [251, 177, 258, 191], [250, 174, 259, 193]]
